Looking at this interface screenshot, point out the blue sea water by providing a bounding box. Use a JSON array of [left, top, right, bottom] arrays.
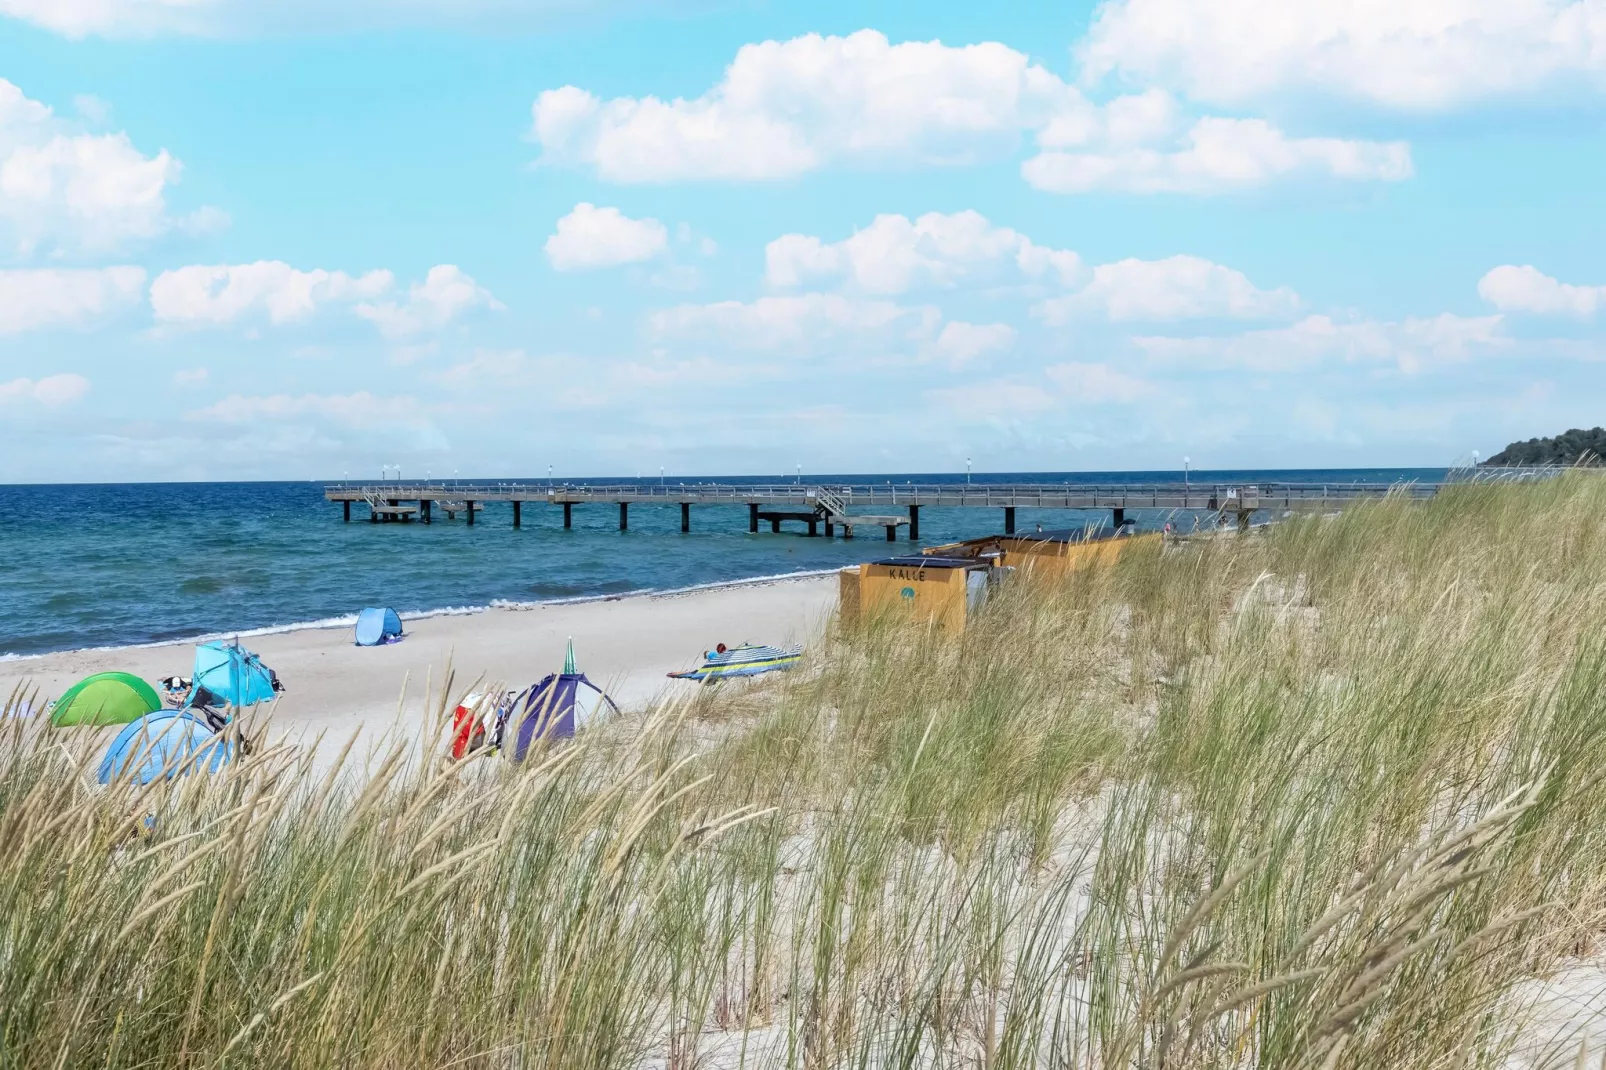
[[0, 470, 1444, 658]]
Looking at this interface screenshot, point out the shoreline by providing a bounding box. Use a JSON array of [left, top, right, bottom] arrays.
[[0, 567, 844, 663], [1, 573, 841, 759]]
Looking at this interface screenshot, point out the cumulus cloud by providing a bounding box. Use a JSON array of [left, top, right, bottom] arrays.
[[545, 203, 669, 271], [1134, 313, 1507, 373], [0, 78, 203, 253], [766, 210, 1080, 294], [150, 261, 393, 326], [533, 31, 1074, 182], [0, 266, 145, 333], [355, 265, 503, 338], [1077, 0, 1606, 109], [531, 31, 1414, 195], [1037, 254, 1301, 322], [934, 321, 1017, 367], [1023, 117, 1412, 194], [0, 372, 91, 407], [1478, 264, 1605, 316], [650, 293, 939, 351]]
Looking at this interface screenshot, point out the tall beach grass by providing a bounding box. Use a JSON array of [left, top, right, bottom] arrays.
[[4, 474, 1606, 1067]]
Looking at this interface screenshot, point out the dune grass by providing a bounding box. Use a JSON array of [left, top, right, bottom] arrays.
[[5, 474, 1606, 1067]]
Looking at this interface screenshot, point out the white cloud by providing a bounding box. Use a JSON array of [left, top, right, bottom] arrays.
[[533, 30, 1087, 182], [1044, 361, 1153, 403], [1037, 254, 1301, 322], [429, 347, 529, 389], [934, 321, 1017, 367], [0, 266, 145, 333], [1077, 0, 1606, 109], [187, 390, 445, 441], [650, 293, 938, 351], [1023, 117, 1412, 194], [1478, 264, 1605, 316], [0, 372, 91, 407], [766, 210, 1080, 294], [1134, 313, 1507, 372], [355, 265, 503, 338], [532, 31, 1413, 195], [0, 78, 201, 253], [545, 202, 669, 271], [150, 261, 393, 326], [172, 366, 208, 385]]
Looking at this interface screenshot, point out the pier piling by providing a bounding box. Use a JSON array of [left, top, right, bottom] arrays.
[[749, 503, 759, 534], [466, 500, 476, 526], [563, 502, 572, 528], [885, 525, 897, 542], [619, 502, 629, 531], [1005, 507, 1016, 535], [908, 505, 920, 540], [513, 501, 521, 528], [681, 503, 690, 533], [422, 499, 430, 524], [343, 501, 350, 522]]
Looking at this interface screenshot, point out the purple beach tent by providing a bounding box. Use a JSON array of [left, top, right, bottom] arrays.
[[502, 639, 619, 761]]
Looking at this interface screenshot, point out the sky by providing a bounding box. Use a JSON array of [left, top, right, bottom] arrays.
[[0, 0, 1604, 481]]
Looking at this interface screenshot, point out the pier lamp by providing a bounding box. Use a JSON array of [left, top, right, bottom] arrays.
[[548, 465, 553, 486], [660, 466, 665, 487], [967, 457, 972, 485], [1184, 456, 1190, 489], [796, 463, 801, 484]]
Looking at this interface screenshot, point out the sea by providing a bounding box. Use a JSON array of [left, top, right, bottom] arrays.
[[0, 470, 1444, 658]]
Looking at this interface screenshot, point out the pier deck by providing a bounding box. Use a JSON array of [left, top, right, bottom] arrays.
[[326, 479, 1453, 540]]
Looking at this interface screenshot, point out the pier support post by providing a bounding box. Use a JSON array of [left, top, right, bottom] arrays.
[[908, 504, 920, 540], [681, 503, 690, 533], [370, 506, 378, 524], [387, 499, 399, 523], [749, 503, 759, 533], [1237, 509, 1252, 532], [619, 502, 629, 531], [1004, 506, 1016, 535], [808, 517, 818, 537], [343, 500, 350, 522], [1112, 507, 1125, 529], [422, 499, 431, 524], [771, 517, 781, 534], [466, 500, 475, 526], [513, 500, 521, 528], [885, 525, 897, 542], [843, 525, 854, 540], [563, 502, 572, 529], [824, 518, 834, 538]]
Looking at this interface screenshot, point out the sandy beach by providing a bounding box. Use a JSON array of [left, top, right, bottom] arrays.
[[1, 574, 838, 751]]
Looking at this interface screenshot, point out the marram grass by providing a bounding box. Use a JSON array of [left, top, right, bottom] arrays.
[[5, 474, 1606, 1068]]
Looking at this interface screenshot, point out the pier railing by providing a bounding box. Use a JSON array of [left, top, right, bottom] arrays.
[[325, 479, 1448, 510]]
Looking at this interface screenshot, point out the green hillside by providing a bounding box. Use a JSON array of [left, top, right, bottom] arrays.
[[1485, 427, 1606, 466]]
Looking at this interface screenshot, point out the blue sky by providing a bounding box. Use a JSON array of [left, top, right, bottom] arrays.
[[1, 0, 1603, 481]]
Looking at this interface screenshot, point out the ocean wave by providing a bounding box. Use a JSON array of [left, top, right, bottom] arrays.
[[0, 570, 838, 662]]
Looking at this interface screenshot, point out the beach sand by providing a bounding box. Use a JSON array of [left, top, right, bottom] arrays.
[[2, 574, 838, 755]]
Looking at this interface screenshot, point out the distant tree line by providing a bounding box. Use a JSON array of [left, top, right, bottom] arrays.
[[1484, 427, 1606, 466]]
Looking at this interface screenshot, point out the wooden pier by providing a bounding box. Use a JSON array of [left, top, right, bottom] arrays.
[[326, 479, 1450, 540]]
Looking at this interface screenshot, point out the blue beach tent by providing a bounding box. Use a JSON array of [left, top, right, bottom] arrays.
[[355, 607, 404, 647], [501, 640, 619, 760], [188, 641, 281, 708], [97, 710, 236, 785]]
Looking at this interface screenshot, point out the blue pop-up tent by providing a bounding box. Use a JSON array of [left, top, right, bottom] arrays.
[[98, 710, 236, 785], [355, 607, 403, 647], [188, 641, 281, 709], [500, 640, 619, 760]]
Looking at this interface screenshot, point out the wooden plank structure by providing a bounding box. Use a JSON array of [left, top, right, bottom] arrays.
[[324, 477, 1464, 540]]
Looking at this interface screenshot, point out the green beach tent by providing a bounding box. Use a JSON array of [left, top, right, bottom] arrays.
[[50, 672, 162, 727]]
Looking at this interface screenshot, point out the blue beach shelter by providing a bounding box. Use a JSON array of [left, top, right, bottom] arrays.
[[188, 641, 281, 708], [355, 607, 404, 647], [97, 710, 236, 785], [504, 640, 619, 760]]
